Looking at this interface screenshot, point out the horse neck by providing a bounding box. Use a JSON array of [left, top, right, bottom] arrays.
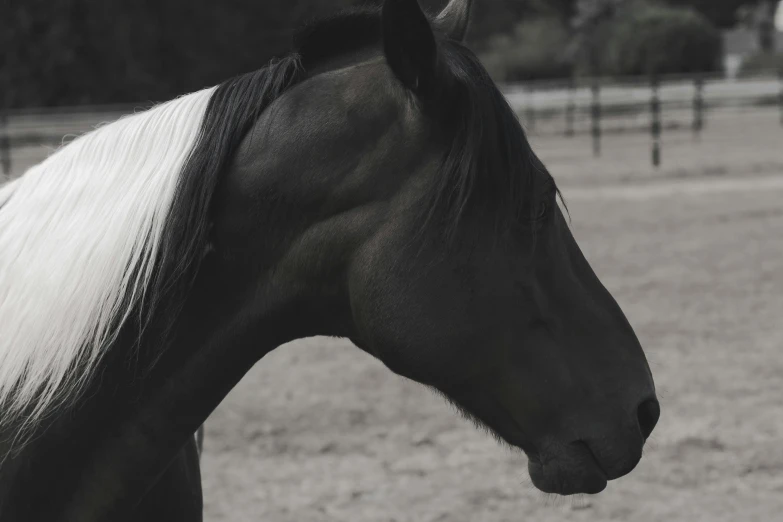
[[0, 328, 157, 519], [10, 235, 333, 520], [1, 73, 380, 518]]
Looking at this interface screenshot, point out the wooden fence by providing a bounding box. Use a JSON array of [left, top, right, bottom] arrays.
[[2, 70, 783, 179], [503, 69, 783, 168]]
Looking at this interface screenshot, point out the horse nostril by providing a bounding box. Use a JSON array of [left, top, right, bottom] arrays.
[[637, 398, 660, 440]]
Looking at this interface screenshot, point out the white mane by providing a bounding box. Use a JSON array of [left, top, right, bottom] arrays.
[[0, 178, 19, 208], [0, 87, 215, 433]]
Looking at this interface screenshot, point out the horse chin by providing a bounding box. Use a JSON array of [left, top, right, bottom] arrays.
[[525, 444, 608, 496]]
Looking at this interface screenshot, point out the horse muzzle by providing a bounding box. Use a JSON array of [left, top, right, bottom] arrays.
[[525, 397, 660, 495]]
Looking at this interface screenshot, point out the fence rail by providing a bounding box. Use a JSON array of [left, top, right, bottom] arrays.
[[505, 70, 783, 167], [2, 70, 783, 180]]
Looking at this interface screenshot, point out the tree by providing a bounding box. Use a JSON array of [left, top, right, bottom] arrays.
[[738, 0, 780, 51], [0, 0, 357, 108], [568, 0, 629, 75], [607, 3, 723, 76], [566, 0, 724, 76], [0, 0, 604, 108], [451, 0, 578, 46], [661, 0, 773, 28]]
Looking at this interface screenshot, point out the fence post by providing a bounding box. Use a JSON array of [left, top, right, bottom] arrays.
[[778, 67, 783, 127], [693, 76, 704, 140], [0, 111, 10, 180], [651, 73, 661, 168], [591, 79, 601, 157], [565, 76, 576, 138], [526, 86, 536, 133]]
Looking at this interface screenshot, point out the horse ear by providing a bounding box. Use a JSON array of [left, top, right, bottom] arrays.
[[434, 0, 473, 42], [382, 0, 438, 95]]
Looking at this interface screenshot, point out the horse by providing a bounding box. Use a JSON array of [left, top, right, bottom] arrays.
[[0, 0, 659, 520]]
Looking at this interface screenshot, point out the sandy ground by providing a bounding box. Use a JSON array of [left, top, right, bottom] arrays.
[[200, 117, 783, 521], [4, 107, 783, 521]]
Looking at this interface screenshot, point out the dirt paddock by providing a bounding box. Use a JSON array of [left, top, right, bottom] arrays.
[[201, 117, 783, 521], [4, 108, 782, 521]]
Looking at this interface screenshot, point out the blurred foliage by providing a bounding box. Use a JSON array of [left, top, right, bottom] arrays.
[[479, 17, 572, 82], [604, 2, 724, 76], [569, 0, 629, 75], [1, 0, 559, 108], [460, 0, 578, 46], [572, 0, 724, 77], [738, 51, 783, 75], [465, 0, 538, 46], [2, 0, 584, 108], [1, 0, 356, 108], [660, 0, 763, 28], [1, 0, 756, 108], [663, 1, 780, 54], [737, 0, 780, 51]]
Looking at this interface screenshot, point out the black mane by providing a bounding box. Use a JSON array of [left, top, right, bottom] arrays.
[[425, 42, 549, 237], [148, 55, 305, 338]]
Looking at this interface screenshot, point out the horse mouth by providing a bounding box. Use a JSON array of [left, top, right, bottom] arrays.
[[485, 398, 609, 495], [525, 442, 609, 495]]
